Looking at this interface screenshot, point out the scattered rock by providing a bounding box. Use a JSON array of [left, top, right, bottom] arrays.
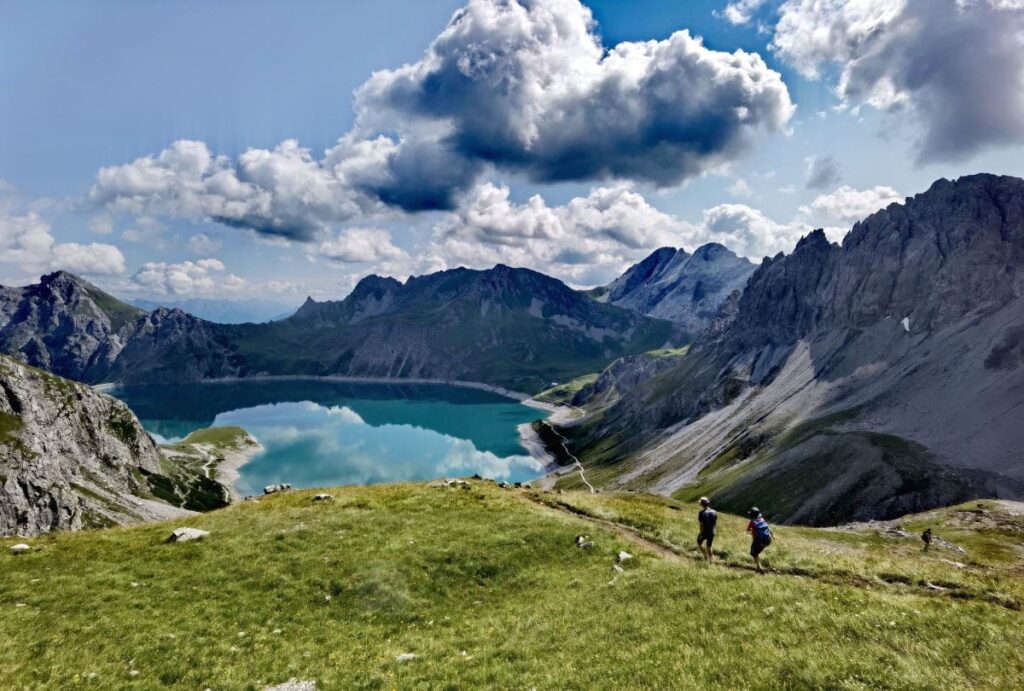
[[165, 527, 210, 543], [925, 582, 948, 591], [439, 479, 470, 488], [264, 483, 292, 495], [575, 534, 595, 549], [313, 493, 334, 502], [934, 536, 967, 555], [498, 481, 512, 489], [264, 679, 316, 691], [9, 544, 31, 554], [616, 551, 633, 563], [128, 671, 140, 678], [396, 653, 417, 663], [612, 564, 624, 574]]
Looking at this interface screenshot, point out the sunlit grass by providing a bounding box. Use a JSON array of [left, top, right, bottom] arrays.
[[2, 484, 1022, 688]]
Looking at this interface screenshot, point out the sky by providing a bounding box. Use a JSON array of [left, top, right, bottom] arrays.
[[2, 0, 1024, 306]]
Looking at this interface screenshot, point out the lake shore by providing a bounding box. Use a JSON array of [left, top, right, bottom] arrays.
[[103, 374, 554, 405], [217, 436, 265, 501], [109, 373, 573, 492]]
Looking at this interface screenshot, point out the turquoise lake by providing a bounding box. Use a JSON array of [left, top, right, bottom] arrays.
[[111, 380, 547, 496]]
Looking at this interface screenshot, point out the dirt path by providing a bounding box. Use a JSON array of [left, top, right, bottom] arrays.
[[523, 492, 682, 561], [538, 422, 596, 494], [518, 489, 1022, 610]]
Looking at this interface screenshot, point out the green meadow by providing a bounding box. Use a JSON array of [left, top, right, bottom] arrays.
[[2, 482, 1023, 689]]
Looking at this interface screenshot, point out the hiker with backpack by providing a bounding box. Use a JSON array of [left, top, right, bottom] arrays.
[[922, 527, 932, 552], [746, 507, 773, 573], [697, 496, 717, 562]]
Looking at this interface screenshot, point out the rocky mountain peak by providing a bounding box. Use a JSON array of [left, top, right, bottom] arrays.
[[691, 242, 733, 260], [599, 244, 755, 333]]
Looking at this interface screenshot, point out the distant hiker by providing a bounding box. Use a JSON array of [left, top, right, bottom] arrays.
[[746, 507, 773, 573], [697, 497, 717, 562], [922, 528, 932, 552]]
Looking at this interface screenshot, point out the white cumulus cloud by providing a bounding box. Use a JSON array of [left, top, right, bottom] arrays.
[[800, 185, 903, 224], [0, 211, 125, 277], [87, 0, 793, 241], [128, 258, 244, 296], [427, 183, 696, 286], [718, 0, 769, 25], [317, 228, 409, 265], [772, 0, 1024, 161]]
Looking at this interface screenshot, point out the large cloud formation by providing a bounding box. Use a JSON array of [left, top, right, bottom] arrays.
[[357, 0, 794, 193], [89, 0, 793, 240], [89, 139, 386, 241], [772, 0, 1024, 162]]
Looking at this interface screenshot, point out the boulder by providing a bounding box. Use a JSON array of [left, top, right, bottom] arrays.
[[616, 551, 633, 563], [575, 535, 595, 550], [313, 494, 334, 502], [9, 543, 31, 554], [264, 483, 292, 495], [395, 653, 417, 663], [264, 680, 316, 691], [166, 527, 209, 543]]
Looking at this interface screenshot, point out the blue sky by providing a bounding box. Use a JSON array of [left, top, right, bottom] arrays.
[[2, 0, 1023, 304]]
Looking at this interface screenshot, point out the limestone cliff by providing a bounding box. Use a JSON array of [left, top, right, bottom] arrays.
[[0, 354, 186, 536]]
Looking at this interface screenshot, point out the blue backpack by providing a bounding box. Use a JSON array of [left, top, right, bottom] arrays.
[[753, 517, 772, 544]]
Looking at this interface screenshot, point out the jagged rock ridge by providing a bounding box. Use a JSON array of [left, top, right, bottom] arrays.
[[560, 174, 1024, 525]]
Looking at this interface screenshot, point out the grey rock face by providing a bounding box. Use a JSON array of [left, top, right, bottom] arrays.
[[0, 271, 145, 381], [0, 353, 181, 536], [601, 244, 755, 334], [563, 174, 1024, 524]]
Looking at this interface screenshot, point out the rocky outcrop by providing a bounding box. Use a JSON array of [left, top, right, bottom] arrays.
[[0, 353, 187, 536], [0, 271, 145, 381], [560, 174, 1024, 524], [598, 243, 755, 334]]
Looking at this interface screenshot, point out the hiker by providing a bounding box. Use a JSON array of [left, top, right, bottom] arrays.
[[746, 507, 773, 573], [697, 496, 717, 562], [922, 527, 932, 552]]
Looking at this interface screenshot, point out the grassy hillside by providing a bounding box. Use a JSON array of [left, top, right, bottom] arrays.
[[2, 483, 1023, 688], [151, 427, 258, 511]]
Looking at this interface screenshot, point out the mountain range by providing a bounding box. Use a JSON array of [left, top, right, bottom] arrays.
[[2, 173, 1023, 527], [552, 173, 1024, 524], [0, 265, 680, 394]]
